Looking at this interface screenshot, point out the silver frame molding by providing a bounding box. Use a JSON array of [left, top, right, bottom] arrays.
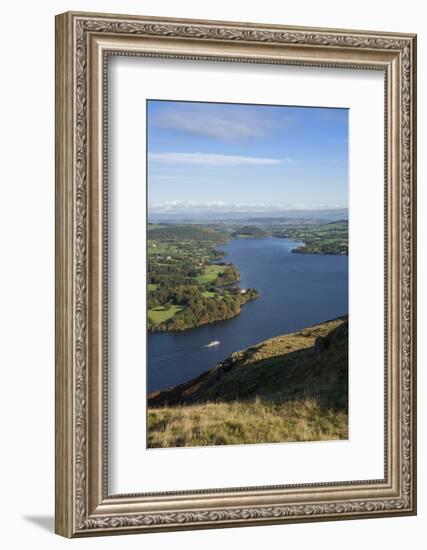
[[55, 11, 417, 538]]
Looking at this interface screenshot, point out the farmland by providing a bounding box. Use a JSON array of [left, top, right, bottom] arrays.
[[147, 224, 258, 331]]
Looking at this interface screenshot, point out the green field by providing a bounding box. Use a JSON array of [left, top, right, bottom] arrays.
[[148, 305, 185, 324], [196, 265, 224, 284], [202, 291, 217, 298], [147, 223, 166, 230], [147, 226, 256, 331]]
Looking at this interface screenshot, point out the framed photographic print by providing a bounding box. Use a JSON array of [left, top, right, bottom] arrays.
[[55, 11, 417, 537]]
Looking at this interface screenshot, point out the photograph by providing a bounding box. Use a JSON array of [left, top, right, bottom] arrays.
[[146, 99, 349, 449]]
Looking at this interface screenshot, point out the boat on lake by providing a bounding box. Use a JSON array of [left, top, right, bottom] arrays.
[[205, 340, 220, 348]]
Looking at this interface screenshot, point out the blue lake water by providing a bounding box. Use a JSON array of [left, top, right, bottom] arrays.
[[148, 238, 348, 393]]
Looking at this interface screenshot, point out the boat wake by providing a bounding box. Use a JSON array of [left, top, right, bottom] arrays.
[[149, 340, 220, 363]]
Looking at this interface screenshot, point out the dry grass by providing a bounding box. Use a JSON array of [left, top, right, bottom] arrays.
[[148, 397, 348, 448]]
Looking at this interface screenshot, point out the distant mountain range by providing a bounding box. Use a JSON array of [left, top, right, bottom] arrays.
[[149, 208, 348, 223]]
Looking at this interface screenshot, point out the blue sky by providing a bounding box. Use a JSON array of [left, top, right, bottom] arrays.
[[147, 100, 348, 214]]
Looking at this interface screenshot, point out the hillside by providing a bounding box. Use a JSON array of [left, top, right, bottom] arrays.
[[148, 224, 225, 242], [273, 220, 348, 255], [231, 225, 268, 238], [148, 317, 348, 448], [147, 222, 259, 331]]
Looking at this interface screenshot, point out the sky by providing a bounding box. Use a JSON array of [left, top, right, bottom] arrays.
[[147, 100, 348, 215]]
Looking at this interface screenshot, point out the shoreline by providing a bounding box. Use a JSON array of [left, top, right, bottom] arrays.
[[147, 316, 349, 448], [147, 236, 348, 393], [148, 236, 263, 333]]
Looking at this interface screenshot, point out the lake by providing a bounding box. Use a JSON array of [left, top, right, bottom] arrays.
[[148, 238, 348, 393]]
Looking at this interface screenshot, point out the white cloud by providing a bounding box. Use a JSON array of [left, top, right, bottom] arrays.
[[152, 105, 280, 142], [148, 152, 285, 167], [149, 201, 347, 213]]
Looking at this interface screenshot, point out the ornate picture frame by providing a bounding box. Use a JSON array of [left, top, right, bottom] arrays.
[[55, 11, 417, 537]]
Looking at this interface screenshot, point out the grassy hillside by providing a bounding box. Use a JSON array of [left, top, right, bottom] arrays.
[[231, 225, 269, 238], [148, 317, 348, 448], [148, 224, 225, 242]]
